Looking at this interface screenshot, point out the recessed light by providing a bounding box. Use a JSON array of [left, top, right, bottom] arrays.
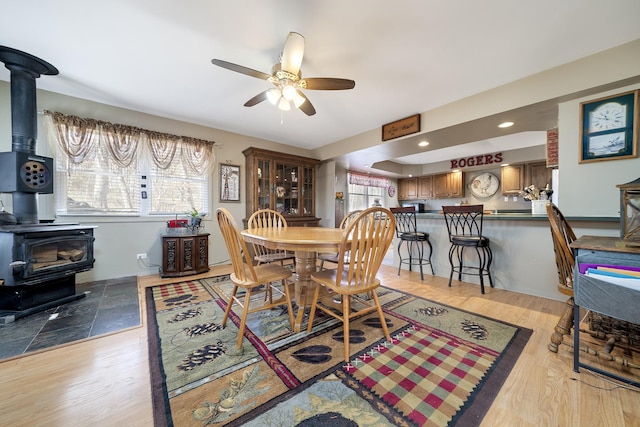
[[498, 121, 514, 128], [418, 140, 429, 147], [501, 163, 510, 167]]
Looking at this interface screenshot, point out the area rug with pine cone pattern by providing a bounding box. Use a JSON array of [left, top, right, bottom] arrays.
[[146, 275, 531, 426]]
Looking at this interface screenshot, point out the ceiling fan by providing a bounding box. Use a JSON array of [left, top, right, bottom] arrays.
[[211, 32, 355, 116]]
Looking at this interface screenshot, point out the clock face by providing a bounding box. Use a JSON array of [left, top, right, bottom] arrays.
[[470, 172, 500, 198], [589, 101, 627, 132], [388, 185, 396, 197]]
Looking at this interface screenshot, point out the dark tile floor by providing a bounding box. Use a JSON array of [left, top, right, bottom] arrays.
[[0, 276, 140, 360]]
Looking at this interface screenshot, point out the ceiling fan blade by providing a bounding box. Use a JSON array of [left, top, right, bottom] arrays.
[[280, 32, 305, 75], [302, 77, 356, 90], [211, 59, 271, 80], [244, 90, 270, 107], [296, 91, 316, 116]]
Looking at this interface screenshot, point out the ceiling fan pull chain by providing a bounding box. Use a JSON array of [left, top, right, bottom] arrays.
[[280, 110, 284, 125]]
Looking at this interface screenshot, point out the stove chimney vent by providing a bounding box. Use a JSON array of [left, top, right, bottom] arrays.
[[0, 46, 58, 224]]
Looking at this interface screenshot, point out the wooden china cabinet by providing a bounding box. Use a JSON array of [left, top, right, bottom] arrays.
[[243, 147, 320, 227]]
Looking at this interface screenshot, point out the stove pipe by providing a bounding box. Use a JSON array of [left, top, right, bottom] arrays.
[[0, 46, 58, 224]]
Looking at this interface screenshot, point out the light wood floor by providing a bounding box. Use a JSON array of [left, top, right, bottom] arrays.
[[1, 264, 639, 427]]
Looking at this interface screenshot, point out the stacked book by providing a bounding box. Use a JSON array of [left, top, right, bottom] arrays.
[[580, 263, 640, 291]]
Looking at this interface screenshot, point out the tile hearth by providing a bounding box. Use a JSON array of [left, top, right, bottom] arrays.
[[0, 276, 139, 359]]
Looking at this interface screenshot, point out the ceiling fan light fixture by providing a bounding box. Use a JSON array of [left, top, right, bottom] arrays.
[[277, 97, 291, 111], [282, 83, 297, 101], [266, 88, 281, 105], [211, 31, 354, 117]]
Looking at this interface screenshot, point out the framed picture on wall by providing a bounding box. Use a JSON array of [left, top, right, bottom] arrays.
[[579, 90, 639, 163], [219, 163, 240, 202]]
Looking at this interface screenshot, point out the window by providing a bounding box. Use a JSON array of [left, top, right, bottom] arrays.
[[44, 112, 214, 217], [55, 137, 141, 215], [347, 172, 388, 211], [148, 152, 208, 215]]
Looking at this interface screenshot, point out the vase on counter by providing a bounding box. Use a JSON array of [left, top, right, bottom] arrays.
[[531, 200, 549, 215]]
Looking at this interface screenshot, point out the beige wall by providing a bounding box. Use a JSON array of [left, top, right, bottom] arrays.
[[313, 40, 640, 165], [557, 83, 640, 217], [0, 83, 315, 282], [315, 41, 640, 221]]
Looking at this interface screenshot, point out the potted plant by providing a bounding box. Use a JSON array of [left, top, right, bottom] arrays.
[[186, 207, 205, 232]]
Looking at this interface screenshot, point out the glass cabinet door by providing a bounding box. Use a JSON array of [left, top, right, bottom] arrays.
[[302, 165, 314, 215], [257, 159, 271, 210], [275, 162, 299, 215]]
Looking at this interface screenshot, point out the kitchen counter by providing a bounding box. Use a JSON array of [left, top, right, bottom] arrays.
[[391, 210, 620, 301], [415, 211, 619, 222]]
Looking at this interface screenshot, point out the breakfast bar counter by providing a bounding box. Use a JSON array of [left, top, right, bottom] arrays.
[[414, 211, 619, 223], [393, 211, 619, 301]]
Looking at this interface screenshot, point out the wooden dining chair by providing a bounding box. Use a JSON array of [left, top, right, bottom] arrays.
[[546, 202, 577, 353], [307, 207, 396, 362], [247, 209, 296, 266], [216, 208, 295, 349], [317, 209, 362, 270]]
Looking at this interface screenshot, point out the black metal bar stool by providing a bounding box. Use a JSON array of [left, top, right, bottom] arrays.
[[442, 204, 493, 293], [390, 207, 434, 280]]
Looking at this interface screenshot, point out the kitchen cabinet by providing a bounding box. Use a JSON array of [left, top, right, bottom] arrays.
[[243, 147, 320, 227], [527, 161, 554, 192], [161, 233, 209, 278], [501, 164, 524, 195], [418, 175, 433, 199], [433, 171, 464, 198], [398, 177, 417, 200], [449, 171, 464, 198]]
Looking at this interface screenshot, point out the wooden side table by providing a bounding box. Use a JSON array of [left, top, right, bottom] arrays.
[[160, 233, 209, 278]]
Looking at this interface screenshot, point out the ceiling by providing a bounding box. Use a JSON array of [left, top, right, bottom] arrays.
[[1, 1, 640, 176]]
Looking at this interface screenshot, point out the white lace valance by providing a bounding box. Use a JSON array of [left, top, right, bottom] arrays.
[[349, 171, 390, 187]]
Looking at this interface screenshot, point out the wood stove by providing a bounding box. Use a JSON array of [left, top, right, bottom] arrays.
[[0, 223, 95, 311], [0, 46, 96, 322]]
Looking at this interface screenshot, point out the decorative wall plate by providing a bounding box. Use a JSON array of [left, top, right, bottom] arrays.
[[388, 185, 396, 197], [470, 172, 500, 198]]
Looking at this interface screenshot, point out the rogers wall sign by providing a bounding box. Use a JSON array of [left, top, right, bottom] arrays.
[[450, 152, 503, 169]]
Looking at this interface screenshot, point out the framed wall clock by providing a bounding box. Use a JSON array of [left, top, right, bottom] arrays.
[[470, 172, 500, 198], [579, 90, 639, 163]]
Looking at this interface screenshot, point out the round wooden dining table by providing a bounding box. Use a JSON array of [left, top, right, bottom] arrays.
[[241, 226, 345, 331]]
